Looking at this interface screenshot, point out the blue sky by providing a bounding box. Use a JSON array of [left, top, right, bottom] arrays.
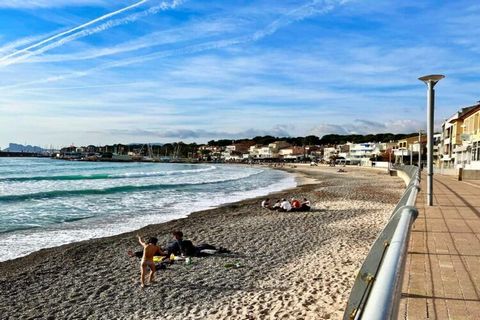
[[0, 0, 479, 148]]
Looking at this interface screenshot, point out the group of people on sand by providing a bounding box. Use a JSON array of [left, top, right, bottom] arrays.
[[261, 197, 311, 212], [131, 230, 230, 287]]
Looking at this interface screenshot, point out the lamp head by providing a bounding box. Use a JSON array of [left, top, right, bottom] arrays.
[[418, 74, 445, 86]]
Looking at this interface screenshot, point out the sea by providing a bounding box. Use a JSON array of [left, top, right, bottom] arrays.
[[0, 158, 296, 261]]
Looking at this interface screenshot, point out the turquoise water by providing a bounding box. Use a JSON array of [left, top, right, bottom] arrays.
[[0, 158, 295, 261]]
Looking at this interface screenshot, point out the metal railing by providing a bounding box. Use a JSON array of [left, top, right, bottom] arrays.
[[343, 165, 420, 320]]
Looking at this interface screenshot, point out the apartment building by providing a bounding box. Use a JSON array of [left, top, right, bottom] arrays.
[[278, 146, 305, 160], [394, 135, 426, 165], [441, 103, 480, 169], [349, 142, 375, 164]]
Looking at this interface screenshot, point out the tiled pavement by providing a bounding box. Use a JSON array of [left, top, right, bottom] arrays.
[[399, 174, 480, 319]]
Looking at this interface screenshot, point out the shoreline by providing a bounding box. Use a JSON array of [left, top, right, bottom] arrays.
[[0, 164, 299, 264], [0, 164, 404, 319], [0, 162, 295, 262]]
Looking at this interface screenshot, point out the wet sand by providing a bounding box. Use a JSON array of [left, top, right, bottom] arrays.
[[0, 164, 404, 320]]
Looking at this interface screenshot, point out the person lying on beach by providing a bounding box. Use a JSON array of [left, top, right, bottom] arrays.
[[301, 198, 311, 211], [166, 231, 231, 257], [279, 198, 292, 212], [261, 198, 271, 209], [271, 200, 281, 210], [137, 235, 165, 288]]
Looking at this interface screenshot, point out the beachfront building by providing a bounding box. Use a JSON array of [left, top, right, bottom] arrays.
[[440, 103, 480, 169], [267, 141, 291, 158], [323, 147, 337, 162], [334, 142, 394, 166], [373, 142, 397, 155], [248, 145, 274, 159], [248, 145, 260, 159], [442, 103, 480, 169], [278, 146, 305, 161], [305, 145, 322, 160], [348, 142, 377, 165], [246, 141, 292, 160], [334, 143, 350, 164], [222, 142, 254, 161], [198, 145, 224, 161], [462, 106, 480, 169], [221, 149, 242, 161], [268, 141, 290, 151], [393, 135, 427, 165]]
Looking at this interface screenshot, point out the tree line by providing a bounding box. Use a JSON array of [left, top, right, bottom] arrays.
[[207, 133, 417, 147]]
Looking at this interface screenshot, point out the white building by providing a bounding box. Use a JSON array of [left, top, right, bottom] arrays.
[[248, 145, 275, 159], [323, 147, 337, 162], [348, 142, 376, 164]]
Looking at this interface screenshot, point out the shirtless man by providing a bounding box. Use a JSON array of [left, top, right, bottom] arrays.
[[137, 235, 164, 288]]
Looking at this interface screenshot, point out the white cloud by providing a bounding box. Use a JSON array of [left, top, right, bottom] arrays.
[[309, 118, 424, 138], [107, 125, 293, 140]]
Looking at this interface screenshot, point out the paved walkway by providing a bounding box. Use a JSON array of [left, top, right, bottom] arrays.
[[399, 174, 480, 319]]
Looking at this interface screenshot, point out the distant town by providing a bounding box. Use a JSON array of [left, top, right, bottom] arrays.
[[1, 102, 479, 170]]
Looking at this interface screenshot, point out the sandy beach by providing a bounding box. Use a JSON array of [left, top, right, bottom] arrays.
[[0, 164, 405, 320]]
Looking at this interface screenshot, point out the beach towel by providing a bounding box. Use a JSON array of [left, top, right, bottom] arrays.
[[153, 256, 165, 263]]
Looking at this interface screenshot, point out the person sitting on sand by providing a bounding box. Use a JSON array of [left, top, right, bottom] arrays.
[[166, 230, 197, 257], [279, 198, 292, 212], [137, 235, 165, 288], [301, 198, 311, 211], [261, 198, 271, 209], [290, 198, 301, 211]]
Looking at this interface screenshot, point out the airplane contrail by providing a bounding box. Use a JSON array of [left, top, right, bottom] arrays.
[[0, 0, 182, 67], [252, 0, 336, 41], [0, 0, 341, 89], [0, 0, 150, 63], [0, 0, 184, 67]]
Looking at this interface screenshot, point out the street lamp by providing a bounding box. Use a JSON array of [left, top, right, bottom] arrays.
[[419, 74, 445, 206]]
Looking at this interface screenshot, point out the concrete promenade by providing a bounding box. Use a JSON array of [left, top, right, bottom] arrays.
[[399, 174, 480, 319]]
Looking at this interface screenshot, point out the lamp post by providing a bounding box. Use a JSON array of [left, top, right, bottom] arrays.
[[419, 74, 445, 206]]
